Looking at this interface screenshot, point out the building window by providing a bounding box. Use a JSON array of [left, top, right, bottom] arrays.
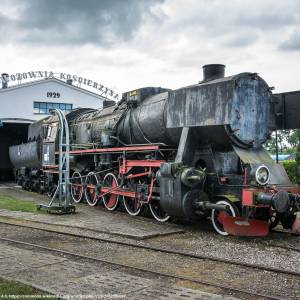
[[33, 102, 73, 114]]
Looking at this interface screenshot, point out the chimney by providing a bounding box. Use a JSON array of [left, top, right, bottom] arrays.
[[66, 79, 73, 85], [202, 64, 225, 82], [1, 73, 9, 89]]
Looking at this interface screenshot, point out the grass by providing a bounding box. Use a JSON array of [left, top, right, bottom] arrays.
[[0, 277, 58, 299], [0, 195, 38, 213]]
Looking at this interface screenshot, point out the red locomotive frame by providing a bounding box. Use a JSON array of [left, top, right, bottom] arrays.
[[45, 145, 166, 209]]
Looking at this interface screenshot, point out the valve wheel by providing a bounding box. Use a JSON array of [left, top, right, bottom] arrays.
[[70, 171, 84, 203], [211, 200, 239, 236], [102, 173, 120, 211], [84, 172, 99, 206]]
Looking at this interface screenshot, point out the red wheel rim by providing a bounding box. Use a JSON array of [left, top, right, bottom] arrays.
[[71, 172, 83, 203], [107, 179, 117, 208], [84, 172, 99, 206], [102, 173, 119, 211]]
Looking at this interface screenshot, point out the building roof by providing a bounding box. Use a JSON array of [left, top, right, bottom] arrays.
[[0, 77, 108, 100]]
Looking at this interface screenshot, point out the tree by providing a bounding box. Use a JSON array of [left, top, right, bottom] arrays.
[[264, 130, 299, 155]]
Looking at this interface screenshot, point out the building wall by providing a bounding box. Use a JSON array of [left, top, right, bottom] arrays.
[[0, 80, 104, 121]]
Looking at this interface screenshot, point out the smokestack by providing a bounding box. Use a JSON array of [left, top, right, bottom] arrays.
[[1, 73, 9, 89], [202, 64, 225, 82], [66, 79, 73, 85]]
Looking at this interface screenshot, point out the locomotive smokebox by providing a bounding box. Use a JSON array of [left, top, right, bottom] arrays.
[[202, 64, 225, 82]]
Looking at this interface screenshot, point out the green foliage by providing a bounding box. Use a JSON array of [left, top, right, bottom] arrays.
[[0, 277, 58, 299], [264, 129, 299, 154], [265, 129, 300, 184], [0, 195, 38, 212], [282, 160, 299, 184]]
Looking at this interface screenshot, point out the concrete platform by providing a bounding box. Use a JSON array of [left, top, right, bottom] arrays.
[[0, 244, 237, 299], [0, 185, 184, 239]]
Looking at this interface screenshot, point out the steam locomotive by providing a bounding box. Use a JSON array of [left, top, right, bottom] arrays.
[[9, 64, 300, 236]]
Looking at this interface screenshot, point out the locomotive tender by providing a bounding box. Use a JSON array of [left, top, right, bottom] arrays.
[[9, 64, 300, 236]]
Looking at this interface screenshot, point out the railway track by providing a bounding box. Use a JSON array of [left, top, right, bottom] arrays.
[[0, 220, 299, 277], [0, 235, 288, 300]]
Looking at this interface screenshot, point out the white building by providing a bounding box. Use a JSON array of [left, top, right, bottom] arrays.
[[0, 77, 107, 123], [0, 75, 114, 180]]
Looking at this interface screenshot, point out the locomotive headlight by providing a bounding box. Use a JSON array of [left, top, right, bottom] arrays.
[[255, 165, 270, 186]]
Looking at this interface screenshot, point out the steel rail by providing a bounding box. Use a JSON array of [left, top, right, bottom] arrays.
[[0, 236, 283, 300], [0, 220, 299, 277], [266, 244, 300, 253]]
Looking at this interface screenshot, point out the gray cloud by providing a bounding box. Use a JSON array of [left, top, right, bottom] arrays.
[[279, 30, 300, 51], [1, 0, 300, 95], [1, 0, 300, 53], [0, 0, 164, 46], [158, 1, 300, 51], [220, 32, 259, 48]]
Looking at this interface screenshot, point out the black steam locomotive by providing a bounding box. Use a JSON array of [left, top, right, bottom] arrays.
[[9, 65, 300, 236]]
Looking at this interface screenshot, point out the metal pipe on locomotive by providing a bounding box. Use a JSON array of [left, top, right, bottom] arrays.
[[9, 64, 300, 236]]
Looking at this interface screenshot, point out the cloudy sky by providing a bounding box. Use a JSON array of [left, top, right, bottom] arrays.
[[1, 0, 300, 96]]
